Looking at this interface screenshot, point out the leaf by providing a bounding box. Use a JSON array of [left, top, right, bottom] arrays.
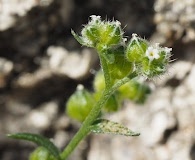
[[7, 133, 61, 160], [89, 119, 140, 136], [71, 29, 86, 46]]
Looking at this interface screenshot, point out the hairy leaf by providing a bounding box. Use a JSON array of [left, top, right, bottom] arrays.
[[7, 133, 61, 160], [90, 119, 140, 136]]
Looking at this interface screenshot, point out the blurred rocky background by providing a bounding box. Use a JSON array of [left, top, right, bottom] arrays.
[[0, 0, 195, 160]]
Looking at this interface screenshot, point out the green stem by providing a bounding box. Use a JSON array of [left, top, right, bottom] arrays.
[[60, 72, 137, 160], [99, 53, 112, 89]]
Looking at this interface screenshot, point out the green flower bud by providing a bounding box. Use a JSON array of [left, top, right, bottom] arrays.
[[81, 16, 101, 47], [107, 46, 133, 80], [98, 20, 123, 47], [29, 147, 55, 160], [126, 33, 149, 63], [126, 34, 172, 78], [118, 80, 151, 104], [73, 15, 123, 49], [66, 85, 95, 122]]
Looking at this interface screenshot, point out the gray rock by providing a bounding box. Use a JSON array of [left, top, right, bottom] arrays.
[[47, 46, 98, 80], [152, 0, 195, 43], [0, 58, 13, 88]]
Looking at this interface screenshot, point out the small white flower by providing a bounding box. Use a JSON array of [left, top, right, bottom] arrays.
[[145, 46, 160, 61]]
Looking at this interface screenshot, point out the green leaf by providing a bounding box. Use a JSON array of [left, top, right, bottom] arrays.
[[71, 29, 86, 46], [89, 119, 140, 136], [7, 133, 61, 160]]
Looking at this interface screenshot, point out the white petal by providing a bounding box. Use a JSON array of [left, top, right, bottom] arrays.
[[145, 47, 160, 61]]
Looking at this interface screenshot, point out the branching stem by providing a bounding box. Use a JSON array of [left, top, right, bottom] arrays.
[[60, 72, 137, 160]]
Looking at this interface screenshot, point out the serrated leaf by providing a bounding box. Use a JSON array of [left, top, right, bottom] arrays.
[[90, 119, 140, 136], [7, 133, 61, 160]]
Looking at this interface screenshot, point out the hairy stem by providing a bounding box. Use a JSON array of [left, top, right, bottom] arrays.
[[99, 53, 112, 89], [60, 72, 137, 160]]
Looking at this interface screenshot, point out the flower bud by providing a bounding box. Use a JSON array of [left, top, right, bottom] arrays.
[[66, 84, 95, 122], [126, 33, 149, 63], [99, 20, 123, 47], [126, 34, 172, 78], [72, 15, 123, 49], [29, 147, 55, 160], [81, 16, 101, 47], [118, 80, 151, 104]]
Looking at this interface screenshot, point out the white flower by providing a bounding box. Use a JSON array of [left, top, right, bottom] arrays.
[[145, 46, 160, 61]]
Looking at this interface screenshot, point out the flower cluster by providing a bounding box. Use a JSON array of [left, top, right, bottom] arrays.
[[68, 15, 172, 121], [72, 15, 172, 79], [126, 33, 172, 78]]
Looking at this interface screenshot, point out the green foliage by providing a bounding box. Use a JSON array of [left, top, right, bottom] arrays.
[[8, 133, 61, 160]]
